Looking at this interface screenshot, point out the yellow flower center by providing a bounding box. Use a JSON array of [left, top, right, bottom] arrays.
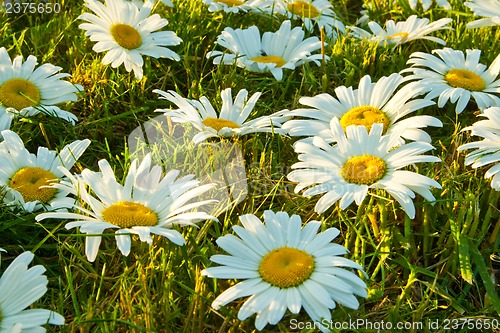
[[287, 0, 320, 18], [9, 167, 58, 203], [258, 247, 315, 288], [444, 69, 486, 91], [201, 117, 240, 132], [339, 106, 391, 133], [215, 0, 244, 6], [0, 78, 41, 110], [342, 155, 387, 185], [250, 55, 287, 68], [386, 32, 409, 42], [110, 24, 143, 50], [101, 201, 158, 228]]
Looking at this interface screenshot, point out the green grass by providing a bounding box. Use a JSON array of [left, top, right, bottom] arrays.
[[1, 0, 499, 332]]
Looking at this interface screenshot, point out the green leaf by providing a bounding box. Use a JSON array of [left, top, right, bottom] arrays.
[[450, 209, 473, 284], [468, 238, 500, 315]]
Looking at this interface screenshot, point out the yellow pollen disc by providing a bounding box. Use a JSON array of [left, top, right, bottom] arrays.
[[258, 247, 315, 288], [445, 69, 486, 91], [339, 106, 391, 133], [342, 154, 387, 185], [250, 55, 287, 68], [216, 0, 244, 6], [386, 32, 409, 41], [202, 117, 240, 132], [287, 1, 320, 18], [9, 167, 58, 203], [101, 201, 158, 228], [0, 78, 41, 110], [110, 24, 143, 50]]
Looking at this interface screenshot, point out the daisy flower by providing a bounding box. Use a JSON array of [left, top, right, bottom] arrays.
[[0, 251, 64, 331], [36, 154, 217, 262], [348, 15, 452, 46], [465, 0, 500, 28], [282, 73, 441, 144], [408, 0, 451, 11], [0, 47, 82, 125], [0, 109, 14, 133], [207, 20, 327, 81], [202, 0, 262, 13], [272, 0, 345, 39], [458, 107, 500, 190], [287, 119, 442, 218], [0, 130, 90, 212], [401, 48, 500, 114], [154, 88, 289, 143], [79, 0, 182, 80], [202, 210, 367, 332]]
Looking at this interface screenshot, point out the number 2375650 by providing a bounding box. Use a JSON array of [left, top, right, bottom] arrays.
[[3, 1, 61, 14]]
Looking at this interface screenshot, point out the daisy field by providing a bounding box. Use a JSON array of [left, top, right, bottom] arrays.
[[0, 0, 499, 332]]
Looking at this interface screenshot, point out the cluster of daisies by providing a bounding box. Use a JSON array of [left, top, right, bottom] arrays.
[[0, 125, 369, 331], [0, 0, 499, 331]]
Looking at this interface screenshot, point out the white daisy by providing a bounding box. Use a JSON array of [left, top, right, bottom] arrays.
[[287, 119, 441, 218], [408, 0, 451, 11], [0, 47, 82, 125], [458, 107, 500, 190], [282, 73, 441, 144], [401, 48, 500, 114], [0, 130, 90, 212], [272, 0, 345, 39], [79, 0, 182, 80], [0, 109, 13, 133], [36, 154, 218, 262], [207, 20, 327, 81], [202, 0, 262, 13], [154, 88, 289, 143], [202, 210, 367, 332], [465, 0, 500, 28], [348, 15, 452, 46], [0, 251, 64, 332]]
